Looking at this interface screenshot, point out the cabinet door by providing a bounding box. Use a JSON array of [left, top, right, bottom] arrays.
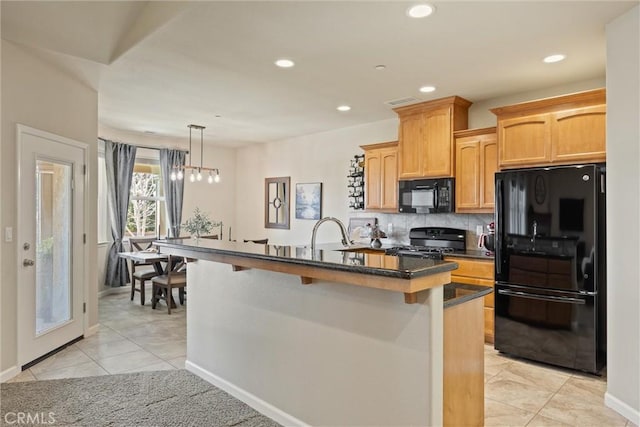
[[380, 148, 398, 210], [480, 137, 497, 209], [364, 151, 381, 209], [551, 105, 606, 164], [455, 140, 481, 211], [423, 107, 453, 177], [498, 114, 551, 168], [398, 114, 423, 179]]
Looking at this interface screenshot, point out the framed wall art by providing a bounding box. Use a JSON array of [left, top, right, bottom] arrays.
[[295, 182, 322, 220]]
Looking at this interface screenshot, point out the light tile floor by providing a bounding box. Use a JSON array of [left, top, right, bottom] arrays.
[[5, 288, 637, 427]]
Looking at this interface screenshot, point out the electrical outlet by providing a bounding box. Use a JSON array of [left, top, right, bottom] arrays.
[[476, 225, 484, 236], [5, 227, 13, 242]]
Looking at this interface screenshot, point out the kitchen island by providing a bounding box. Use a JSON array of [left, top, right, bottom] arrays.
[[155, 238, 488, 426]]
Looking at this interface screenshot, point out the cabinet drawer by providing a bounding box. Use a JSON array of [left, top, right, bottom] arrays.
[[445, 257, 494, 279]]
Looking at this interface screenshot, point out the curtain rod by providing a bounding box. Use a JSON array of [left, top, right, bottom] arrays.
[[98, 137, 189, 154]]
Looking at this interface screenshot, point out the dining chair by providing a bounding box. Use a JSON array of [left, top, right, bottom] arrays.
[[151, 255, 187, 314], [129, 237, 159, 305], [244, 238, 268, 244]]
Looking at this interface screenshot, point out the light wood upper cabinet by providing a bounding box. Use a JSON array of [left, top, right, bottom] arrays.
[[491, 88, 606, 169], [454, 128, 497, 213], [361, 141, 398, 211], [395, 96, 472, 179], [498, 113, 551, 167], [551, 104, 606, 163], [398, 115, 423, 179]]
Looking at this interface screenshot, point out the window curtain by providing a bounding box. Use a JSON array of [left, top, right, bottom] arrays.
[[104, 140, 137, 287], [160, 149, 186, 238]]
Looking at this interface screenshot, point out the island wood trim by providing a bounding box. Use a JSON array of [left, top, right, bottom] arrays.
[[232, 265, 247, 272], [159, 246, 452, 298], [300, 276, 313, 285], [404, 293, 418, 304], [443, 297, 484, 426]]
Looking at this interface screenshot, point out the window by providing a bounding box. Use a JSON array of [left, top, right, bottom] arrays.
[[97, 141, 167, 242], [127, 160, 166, 237]]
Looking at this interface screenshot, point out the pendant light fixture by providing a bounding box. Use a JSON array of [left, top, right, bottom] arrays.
[[170, 124, 221, 184]]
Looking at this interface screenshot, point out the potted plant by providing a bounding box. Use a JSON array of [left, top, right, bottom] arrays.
[[182, 208, 219, 239]]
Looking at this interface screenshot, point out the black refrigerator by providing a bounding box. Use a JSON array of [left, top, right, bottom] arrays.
[[494, 164, 606, 374]]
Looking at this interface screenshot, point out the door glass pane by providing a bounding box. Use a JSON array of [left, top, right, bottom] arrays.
[[35, 160, 72, 335]]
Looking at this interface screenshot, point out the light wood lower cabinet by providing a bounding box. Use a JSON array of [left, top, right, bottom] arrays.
[[444, 256, 495, 343], [444, 296, 484, 427], [454, 127, 497, 213], [361, 141, 398, 211]]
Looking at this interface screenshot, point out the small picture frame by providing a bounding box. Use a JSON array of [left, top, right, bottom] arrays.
[[295, 182, 322, 220]]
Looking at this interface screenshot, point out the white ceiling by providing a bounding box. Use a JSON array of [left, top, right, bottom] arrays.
[[2, 1, 637, 147]]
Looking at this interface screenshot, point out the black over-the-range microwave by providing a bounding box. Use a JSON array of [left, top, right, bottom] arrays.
[[398, 178, 455, 213]]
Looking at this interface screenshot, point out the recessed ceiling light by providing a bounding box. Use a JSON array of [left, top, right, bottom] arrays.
[[543, 54, 566, 63], [337, 105, 351, 112], [419, 85, 436, 93], [407, 4, 435, 18], [275, 59, 295, 68], [375, 65, 387, 70]]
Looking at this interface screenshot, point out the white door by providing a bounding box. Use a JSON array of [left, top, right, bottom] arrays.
[[17, 125, 86, 366]]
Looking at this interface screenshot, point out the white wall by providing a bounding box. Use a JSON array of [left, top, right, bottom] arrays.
[[1, 41, 98, 373], [97, 125, 237, 293], [235, 119, 398, 245], [605, 5, 640, 424], [469, 77, 606, 129]]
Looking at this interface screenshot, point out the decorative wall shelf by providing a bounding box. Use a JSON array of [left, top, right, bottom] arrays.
[[348, 154, 365, 210]]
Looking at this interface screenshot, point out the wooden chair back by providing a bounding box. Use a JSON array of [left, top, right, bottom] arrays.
[[244, 238, 268, 244], [129, 237, 157, 252]]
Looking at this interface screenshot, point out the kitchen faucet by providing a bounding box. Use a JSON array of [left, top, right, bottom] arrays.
[[311, 217, 352, 250]]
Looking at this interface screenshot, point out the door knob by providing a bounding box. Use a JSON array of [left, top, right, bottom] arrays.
[[23, 259, 34, 267]]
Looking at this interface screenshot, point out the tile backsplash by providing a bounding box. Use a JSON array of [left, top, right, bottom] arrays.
[[350, 211, 494, 249]]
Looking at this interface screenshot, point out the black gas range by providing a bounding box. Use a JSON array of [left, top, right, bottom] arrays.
[[385, 227, 466, 259]]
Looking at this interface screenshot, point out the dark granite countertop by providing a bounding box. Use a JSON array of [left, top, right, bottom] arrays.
[[339, 245, 495, 260], [444, 249, 495, 260], [154, 239, 458, 280], [443, 283, 493, 308]]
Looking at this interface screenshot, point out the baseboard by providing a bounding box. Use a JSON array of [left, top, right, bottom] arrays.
[[98, 286, 131, 298], [85, 323, 100, 337], [185, 360, 309, 427], [605, 391, 640, 425], [0, 366, 20, 383]]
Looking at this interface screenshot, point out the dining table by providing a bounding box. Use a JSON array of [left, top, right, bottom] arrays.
[[118, 250, 178, 308]]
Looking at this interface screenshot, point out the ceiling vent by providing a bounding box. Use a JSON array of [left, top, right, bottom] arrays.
[[384, 97, 421, 107]]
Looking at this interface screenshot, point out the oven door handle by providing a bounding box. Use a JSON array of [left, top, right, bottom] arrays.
[[433, 183, 439, 210], [498, 289, 586, 305]]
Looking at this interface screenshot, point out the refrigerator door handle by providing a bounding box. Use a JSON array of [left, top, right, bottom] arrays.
[[495, 178, 504, 275], [498, 289, 586, 305]]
